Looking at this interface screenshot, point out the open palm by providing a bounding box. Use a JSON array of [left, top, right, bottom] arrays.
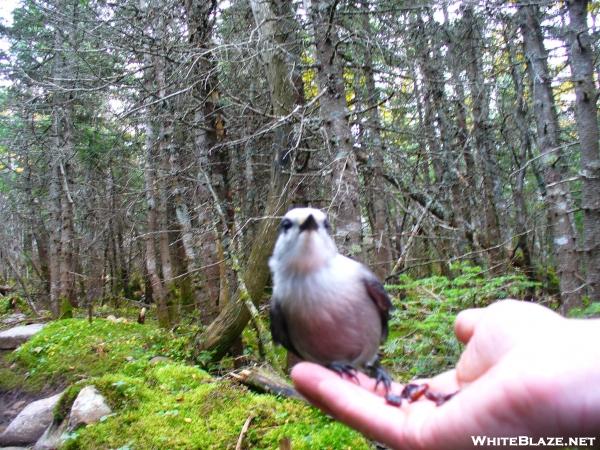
[[292, 300, 600, 450]]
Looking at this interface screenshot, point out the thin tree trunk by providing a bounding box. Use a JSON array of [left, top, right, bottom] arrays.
[[48, 23, 77, 318], [139, 14, 171, 326], [357, 0, 392, 279], [157, 81, 178, 324], [185, 0, 224, 324], [463, 6, 503, 272], [307, 0, 362, 255], [504, 25, 536, 283], [444, 6, 477, 255], [143, 118, 170, 328]]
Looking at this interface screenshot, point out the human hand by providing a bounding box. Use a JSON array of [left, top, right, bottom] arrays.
[[291, 300, 600, 449]]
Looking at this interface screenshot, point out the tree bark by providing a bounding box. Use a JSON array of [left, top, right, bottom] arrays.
[[463, 6, 503, 272], [194, 0, 300, 361], [185, 0, 224, 324], [357, 0, 392, 279], [566, 0, 600, 301], [519, 5, 583, 311], [503, 23, 536, 283], [307, 0, 363, 255], [48, 21, 77, 318]]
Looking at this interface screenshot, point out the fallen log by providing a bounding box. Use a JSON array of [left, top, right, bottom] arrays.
[[230, 366, 305, 402]]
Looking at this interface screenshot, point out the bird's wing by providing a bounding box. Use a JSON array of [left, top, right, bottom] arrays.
[[270, 298, 301, 356], [362, 273, 393, 342]]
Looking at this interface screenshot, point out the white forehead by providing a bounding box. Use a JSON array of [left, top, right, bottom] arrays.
[[284, 207, 327, 223]]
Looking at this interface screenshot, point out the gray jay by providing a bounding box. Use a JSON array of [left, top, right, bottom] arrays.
[[268, 207, 396, 398]]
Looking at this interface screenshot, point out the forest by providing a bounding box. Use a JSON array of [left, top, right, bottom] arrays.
[[0, 0, 599, 448]]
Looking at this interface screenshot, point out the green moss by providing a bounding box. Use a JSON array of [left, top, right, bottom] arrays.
[[59, 297, 74, 319], [149, 363, 211, 392], [67, 378, 369, 450], [0, 294, 31, 316], [0, 365, 23, 390], [9, 318, 185, 390], [53, 385, 80, 422]]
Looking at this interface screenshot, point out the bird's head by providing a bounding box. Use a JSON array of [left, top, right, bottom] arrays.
[[269, 207, 338, 274]]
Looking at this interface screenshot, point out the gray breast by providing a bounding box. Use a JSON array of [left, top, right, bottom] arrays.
[[281, 265, 382, 368]]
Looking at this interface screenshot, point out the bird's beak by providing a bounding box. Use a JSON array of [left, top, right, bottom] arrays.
[[299, 214, 318, 233]]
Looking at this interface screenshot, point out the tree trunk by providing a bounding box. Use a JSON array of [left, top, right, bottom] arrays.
[[463, 6, 503, 272], [519, 5, 582, 311], [566, 0, 600, 301], [194, 0, 301, 361], [156, 49, 178, 325], [48, 23, 77, 318], [185, 0, 224, 324], [357, 0, 392, 279], [504, 24, 536, 283], [143, 118, 170, 328], [140, 18, 171, 326], [307, 0, 362, 255]]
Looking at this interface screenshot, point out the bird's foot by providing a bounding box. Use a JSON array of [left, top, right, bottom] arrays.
[[371, 366, 393, 393], [366, 360, 399, 403], [329, 362, 360, 383], [386, 383, 458, 407]]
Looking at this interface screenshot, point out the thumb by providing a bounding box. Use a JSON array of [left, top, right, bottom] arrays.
[[454, 308, 485, 344]]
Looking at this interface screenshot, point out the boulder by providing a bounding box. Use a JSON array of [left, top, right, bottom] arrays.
[[0, 392, 62, 446], [0, 324, 46, 350], [33, 418, 68, 450], [67, 386, 111, 430]]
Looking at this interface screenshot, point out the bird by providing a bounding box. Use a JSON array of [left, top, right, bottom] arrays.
[[268, 207, 395, 397]]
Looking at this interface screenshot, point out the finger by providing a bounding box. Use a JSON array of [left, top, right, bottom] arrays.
[[291, 362, 421, 449], [425, 369, 461, 393], [454, 308, 485, 344], [292, 362, 405, 399]]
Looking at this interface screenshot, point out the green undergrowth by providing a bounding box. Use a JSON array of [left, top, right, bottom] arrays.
[[0, 293, 32, 316], [568, 300, 600, 318], [6, 318, 369, 449], [384, 263, 539, 380]]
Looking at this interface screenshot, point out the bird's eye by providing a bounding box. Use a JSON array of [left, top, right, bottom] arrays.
[[279, 218, 293, 233], [323, 219, 331, 232]]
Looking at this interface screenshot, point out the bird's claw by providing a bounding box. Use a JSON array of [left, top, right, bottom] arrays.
[[329, 362, 360, 383], [373, 366, 393, 392]]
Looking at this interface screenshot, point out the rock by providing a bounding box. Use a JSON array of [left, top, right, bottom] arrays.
[[67, 386, 111, 430], [0, 324, 46, 350], [149, 356, 171, 365], [33, 418, 68, 450], [0, 392, 63, 446]]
